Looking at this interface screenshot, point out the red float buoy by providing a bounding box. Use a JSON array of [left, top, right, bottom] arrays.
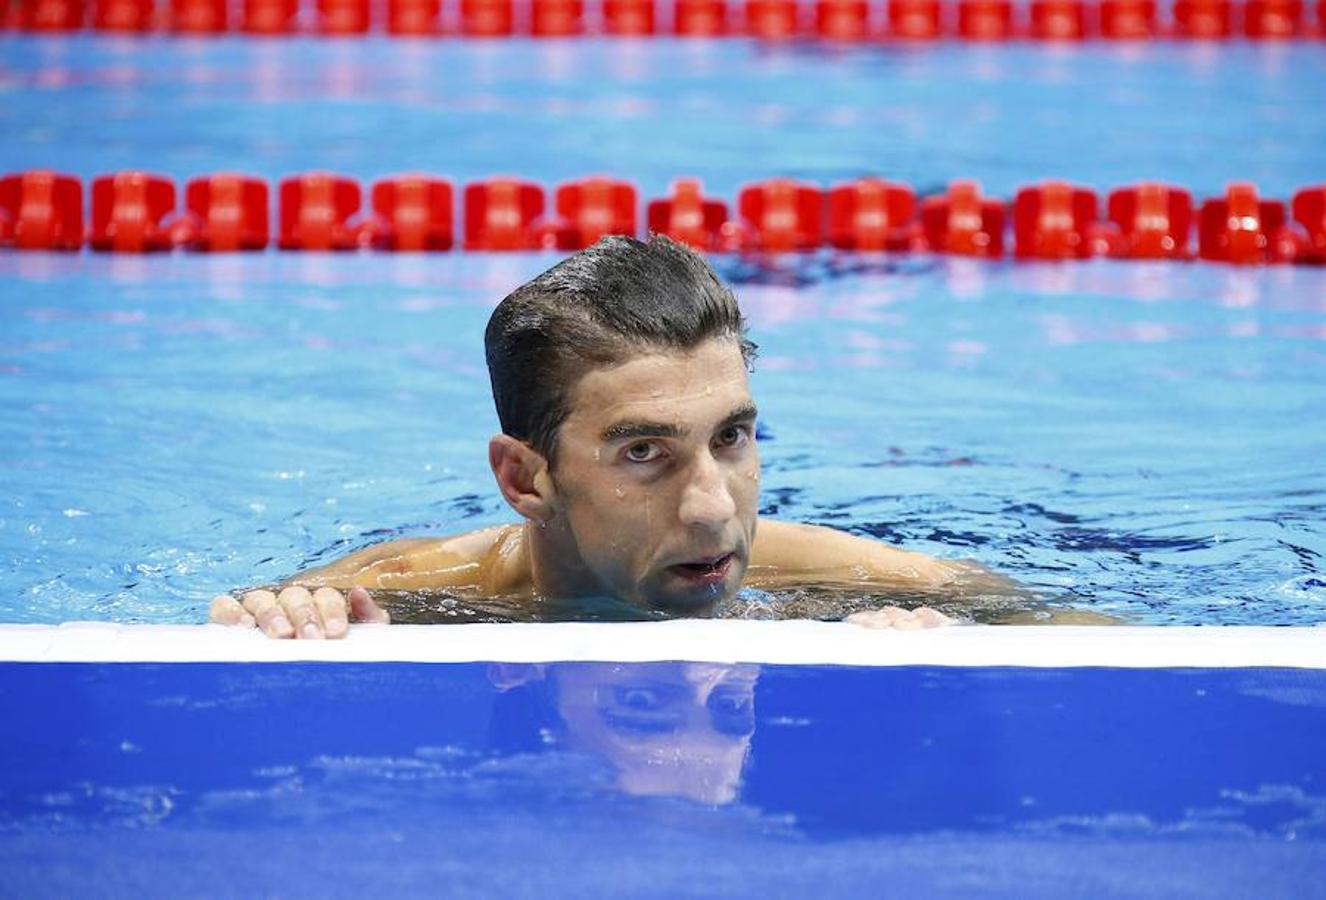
[[463, 179, 544, 250], [0, 171, 84, 251], [736, 179, 824, 253], [90, 172, 177, 253], [827, 178, 919, 252], [646, 178, 730, 251], [921, 180, 1005, 257], [1106, 183, 1194, 259], [278, 173, 362, 251]]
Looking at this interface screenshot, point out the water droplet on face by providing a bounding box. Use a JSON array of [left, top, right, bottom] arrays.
[[614, 487, 625, 499]]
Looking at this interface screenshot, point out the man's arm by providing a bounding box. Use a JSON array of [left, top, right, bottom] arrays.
[[747, 520, 1121, 625], [209, 526, 522, 638], [747, 520, 973, 589]]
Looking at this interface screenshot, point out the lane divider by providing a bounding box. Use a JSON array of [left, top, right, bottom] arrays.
[[4, 0, 1324, 39], [2, 170, 1324, 263]]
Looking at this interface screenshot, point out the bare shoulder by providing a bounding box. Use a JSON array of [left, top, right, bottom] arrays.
[[287, 524, 528, 593], [748, 519, 957, 588]]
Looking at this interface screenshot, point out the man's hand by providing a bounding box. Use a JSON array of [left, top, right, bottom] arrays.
[[845, 606, 956, 630], [209, 586, 390, 639]]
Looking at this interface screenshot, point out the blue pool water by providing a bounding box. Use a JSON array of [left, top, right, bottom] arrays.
[[2, 661, 1324, 897], [2, 33, 1325, 900], [1, 38, 1325, 624], [3, 249, 1325, 624]]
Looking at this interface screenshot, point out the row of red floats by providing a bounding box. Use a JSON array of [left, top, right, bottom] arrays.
[[2, 170, 1324, 264], [7, 0, 1325, 39]]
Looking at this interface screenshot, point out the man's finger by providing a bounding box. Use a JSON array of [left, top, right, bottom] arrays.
[[845, 606, 906, 629], [241, 589, 295, 639], [278, 586, 324, 640], [347, 586, 390, 625], [209, 595, 255, 629], [914, 607, 955, 628], [313, 587, 350, 639]]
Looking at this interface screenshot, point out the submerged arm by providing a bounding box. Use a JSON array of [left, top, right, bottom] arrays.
[[747, 520, 1121, 625]]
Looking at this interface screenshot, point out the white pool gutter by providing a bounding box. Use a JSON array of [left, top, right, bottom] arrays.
[[0, 622, 1323, 668]]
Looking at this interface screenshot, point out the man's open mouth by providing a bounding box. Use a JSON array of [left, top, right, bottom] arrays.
[[670, 553, 735, 585]]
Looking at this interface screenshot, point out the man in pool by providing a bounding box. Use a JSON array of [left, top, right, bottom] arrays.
[[210, 235, 1047, 639]]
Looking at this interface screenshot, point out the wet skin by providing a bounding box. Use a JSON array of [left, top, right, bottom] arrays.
[[210, 338, 1042, 638]]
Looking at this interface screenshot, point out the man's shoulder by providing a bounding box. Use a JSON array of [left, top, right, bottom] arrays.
[[749, 518, 955, 587], [295, 524, 528, 593]]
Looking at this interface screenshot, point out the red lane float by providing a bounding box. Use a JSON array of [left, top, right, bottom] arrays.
[[1028, 0, 1089, 39], [675, 0, 727, 35], [921, 180, 1004, 257], [827, 178, 919, 252], [737, 179, 823, 252], [0, 171, 84, 251], [318, 0, 370, 33], [816, 0, 871, 39], [603, 0, 655, 34], [1173, 0, 1233, 38], [1012, 181, 1101, 260], [1106, 183, 1193, 259], [1099, 0, 1156, 37], [93, 0, 152, 31], [956, 0, 1013, 39], [1197, 183, 1289, 264], [19, 0, 83, 30], [1291, 186, 1326, 263], [388, 0, 441, 33], [548, 177, 638, 250], [1244, 0, 1303, 36], [464, 179, 544, 250], [241, 0, 298, 32], [460, 0, 514, 35], [177, 174, 269, 252], [367, 176, 454, 251], [647, 178, 730, 251], [532, 0, 584, 35], [278, 173, 361, 251], [887, 0, 943, 38], [171, 0, 227, 33], [90, 172, 176, 253], [747, 0, 799, 39]]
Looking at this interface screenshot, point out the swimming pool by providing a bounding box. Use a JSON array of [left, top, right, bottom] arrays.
[[2, 29, 1325, 898]]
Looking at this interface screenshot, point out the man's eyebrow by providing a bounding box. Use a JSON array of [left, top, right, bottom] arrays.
[[598, 403, 759, 444], [600, 420, 685, 442], [717, 403, 759, 431]]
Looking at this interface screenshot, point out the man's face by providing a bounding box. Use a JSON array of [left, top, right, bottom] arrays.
[[550, 662, 759, 804], [549, 337, 760, 613]]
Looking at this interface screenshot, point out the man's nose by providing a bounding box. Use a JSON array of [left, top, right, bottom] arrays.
[[678, 453, 737, 532]]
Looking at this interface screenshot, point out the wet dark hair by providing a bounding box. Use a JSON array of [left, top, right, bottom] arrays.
[[484, 234, 757, 466]]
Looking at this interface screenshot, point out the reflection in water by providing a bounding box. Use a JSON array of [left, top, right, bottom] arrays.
[[490, 662, 759, 805]]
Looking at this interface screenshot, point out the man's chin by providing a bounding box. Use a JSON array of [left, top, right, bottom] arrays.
[[642, 557, 745, 614]]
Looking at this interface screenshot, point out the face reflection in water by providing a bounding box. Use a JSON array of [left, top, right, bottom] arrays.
[[490, 661, 759, 805]]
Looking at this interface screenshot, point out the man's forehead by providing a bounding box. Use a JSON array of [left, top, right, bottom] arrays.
[[568, 340, 753, 421]]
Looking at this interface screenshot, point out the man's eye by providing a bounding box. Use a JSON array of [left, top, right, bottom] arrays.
[[717, 426, 751, 448], [624, 442, 662, 463]]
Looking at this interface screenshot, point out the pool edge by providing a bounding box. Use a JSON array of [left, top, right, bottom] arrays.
[[0, 621, 1322, 667]]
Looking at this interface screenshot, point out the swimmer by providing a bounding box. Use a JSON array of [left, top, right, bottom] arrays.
[[210, 235, 1111, 638]]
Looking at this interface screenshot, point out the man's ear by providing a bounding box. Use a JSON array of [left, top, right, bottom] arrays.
[[489, 434, 557, 523]]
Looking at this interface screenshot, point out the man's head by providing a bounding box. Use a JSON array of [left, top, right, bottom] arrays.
[[485, 235, 761, 614], [486, 234, 756, 466]]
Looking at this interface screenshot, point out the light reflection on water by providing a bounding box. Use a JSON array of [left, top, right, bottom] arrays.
[[0, 252, 1323, 625], [4, 40, 1325, 196]]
